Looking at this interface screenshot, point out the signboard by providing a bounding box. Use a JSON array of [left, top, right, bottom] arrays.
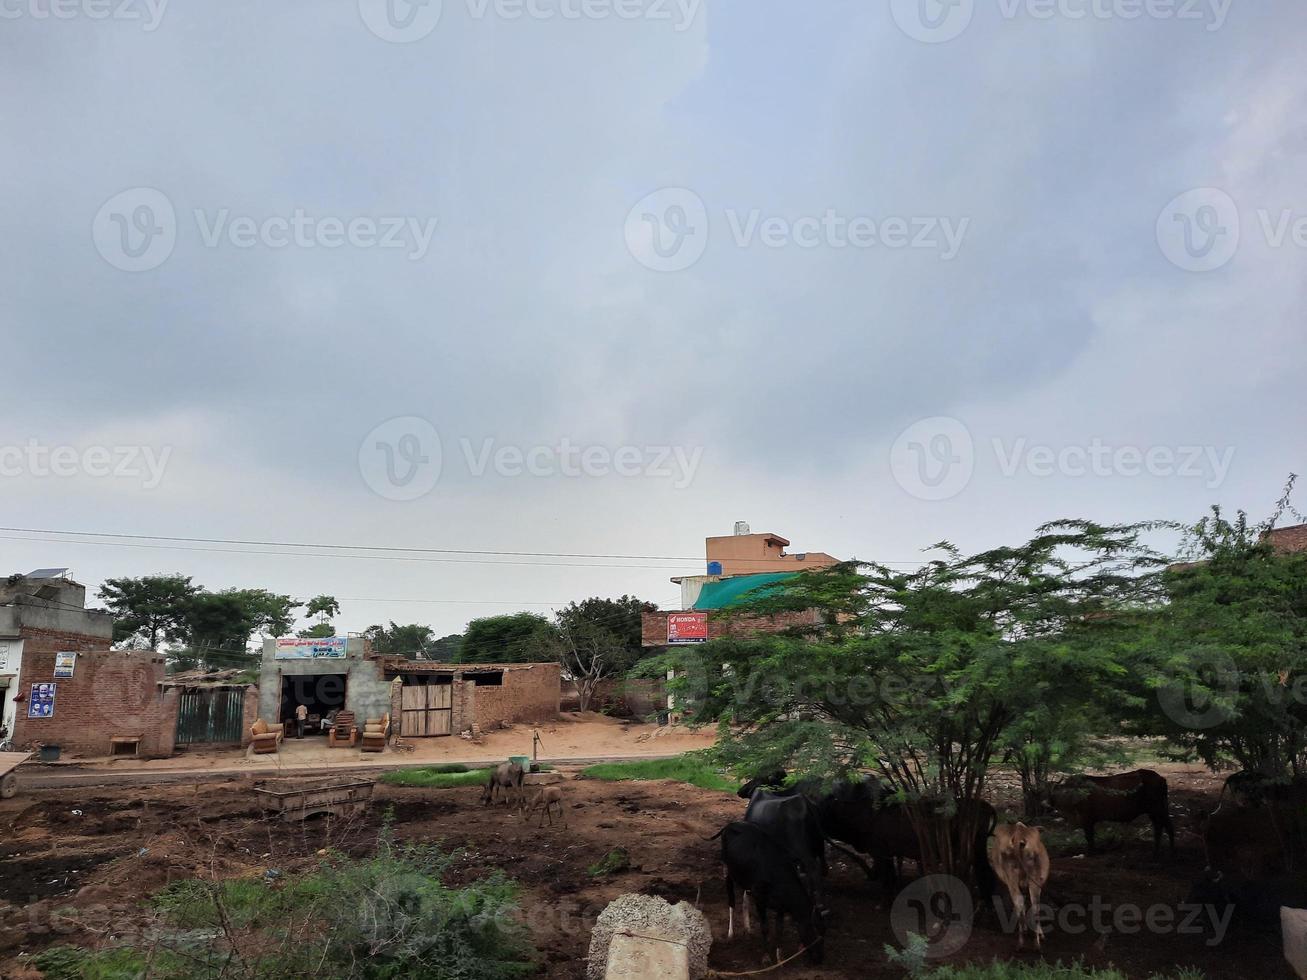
[[275, 637, 348, 660], [667, 612, 709, 644], [54, 652, 77, 678], [28, 682, 55, 719], [0, 639, 21, 675]]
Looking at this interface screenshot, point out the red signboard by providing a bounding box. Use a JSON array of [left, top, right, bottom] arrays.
[[667, 612, 709, 644]]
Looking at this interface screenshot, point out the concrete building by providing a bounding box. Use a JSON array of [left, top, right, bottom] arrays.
[[671, 524, 839, 610], [258, 635, 390, 728]]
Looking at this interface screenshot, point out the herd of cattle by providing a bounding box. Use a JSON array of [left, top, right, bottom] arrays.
[[707, 767, 1306, 965]]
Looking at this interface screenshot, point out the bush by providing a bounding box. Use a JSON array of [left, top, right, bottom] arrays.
[[131, 830, 537, 979], [380, 766, 491, 788]]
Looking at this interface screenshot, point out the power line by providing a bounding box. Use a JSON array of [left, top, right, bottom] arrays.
[[0, 525, 931, 567]]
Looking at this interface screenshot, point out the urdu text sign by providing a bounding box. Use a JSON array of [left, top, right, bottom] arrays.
[[667, 612, 709, 644], [274, 637, 348, 660]]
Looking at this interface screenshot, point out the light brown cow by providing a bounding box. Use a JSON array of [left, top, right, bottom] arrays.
[[990, 822, 1050, 950], [523, 785, 566, 827]]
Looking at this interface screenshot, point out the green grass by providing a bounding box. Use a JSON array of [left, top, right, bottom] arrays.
[[580, 754, 738, 793], [380, 766, 493, 788]]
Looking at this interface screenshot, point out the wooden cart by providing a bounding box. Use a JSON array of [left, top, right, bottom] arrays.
[[0, 752, 32, 800], [252, 776, 375, 821]]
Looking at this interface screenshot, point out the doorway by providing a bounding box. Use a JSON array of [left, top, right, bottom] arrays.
[[280, 673, 348, 734]]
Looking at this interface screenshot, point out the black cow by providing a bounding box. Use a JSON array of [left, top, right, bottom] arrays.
[[744, 788, 828, 896], [715, 821, 825, 964], [816, 780, 998, 897]]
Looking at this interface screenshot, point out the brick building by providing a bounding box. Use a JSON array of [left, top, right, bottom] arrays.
[[380, 660, 560, 736], [258, 635, 560, 737], [1, 570, 178, 757]]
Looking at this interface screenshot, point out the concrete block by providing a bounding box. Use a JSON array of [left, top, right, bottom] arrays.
[[1283, 907, 1307, 979], [605, 930, 689, 980], [524, 771, 562, 785]]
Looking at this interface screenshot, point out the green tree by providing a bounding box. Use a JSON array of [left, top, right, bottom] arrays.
[[305, 595, 340, 624], [222, 589, 301, 639], [365, 622, 439, 658], [460, 613, 556, 663], [183, 591, 261, 664], [429, 633, 464, 661], [97, 574, 199, 649], [667, 521, 1164, 883], [548, 597, 655, 711], [1133, 500, 1307, 777]]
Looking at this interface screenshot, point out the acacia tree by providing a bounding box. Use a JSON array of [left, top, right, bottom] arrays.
[[1132, 501, 1307, 777], [667, 521, 1165, 883]]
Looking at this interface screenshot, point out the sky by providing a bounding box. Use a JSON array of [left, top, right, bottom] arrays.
[[1, 0, 1304, 639]]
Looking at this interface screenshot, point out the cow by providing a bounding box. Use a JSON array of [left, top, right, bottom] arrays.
[[713, 821, 825, 964], [481, 761, 524, 807], [815, 779, 998, 898], [1202, 799, 1287, 878], [990, 822, 1050, 949], [743, 788, 829, 895], [1049, 769, 1175, 858], [523, 785, 566, 827]]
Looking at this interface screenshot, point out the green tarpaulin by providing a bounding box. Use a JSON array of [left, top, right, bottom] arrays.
[[691, 572, 798, 610]]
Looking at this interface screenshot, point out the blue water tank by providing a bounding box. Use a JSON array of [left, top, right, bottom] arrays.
[[707, 561, 723, 575]]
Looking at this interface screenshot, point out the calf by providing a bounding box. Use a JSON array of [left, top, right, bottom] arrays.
[[990, 822, 1050, 950], [523, 785, 566, 827], [481, 761, 525, 807], [714, 821, 825, 964], [1050, 769, 1174, 858]]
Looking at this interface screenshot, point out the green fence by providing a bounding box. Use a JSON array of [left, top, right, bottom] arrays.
[[176, 688, 245, 745]]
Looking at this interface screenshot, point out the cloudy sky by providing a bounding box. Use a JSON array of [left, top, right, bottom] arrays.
[[1, 0, 1304, 638]]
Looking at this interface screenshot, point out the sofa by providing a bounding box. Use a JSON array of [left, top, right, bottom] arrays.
[[249, 718, 284, 754]]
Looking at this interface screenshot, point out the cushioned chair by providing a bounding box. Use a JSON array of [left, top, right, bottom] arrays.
[[359, 714, 390, 753], [249, 718, 284, 754], [328, 711, 358, 748]]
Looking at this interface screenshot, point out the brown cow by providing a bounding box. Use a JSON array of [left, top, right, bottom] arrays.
[[482, 761, 525, 807], [1050, 769, 1175, 858], [990, 822, 1050, 949]]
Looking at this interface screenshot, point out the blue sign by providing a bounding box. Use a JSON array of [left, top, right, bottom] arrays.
[[28, 682, 55, 719]]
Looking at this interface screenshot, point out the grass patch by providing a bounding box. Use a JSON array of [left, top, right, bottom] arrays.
[[587, 847, 632, 877], [380, 766, 492, 788], [133, 830, 537, 978], [581, 754, 738, 793]]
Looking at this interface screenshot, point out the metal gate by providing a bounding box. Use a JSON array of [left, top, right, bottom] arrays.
[[401, 681, 452, 736], [176, 688, 245, 745]]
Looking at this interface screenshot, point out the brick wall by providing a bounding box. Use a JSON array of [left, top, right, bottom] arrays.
[[11, 647, 176, 758], [468, 663, 560, 727], [641, 608, 822, 646]]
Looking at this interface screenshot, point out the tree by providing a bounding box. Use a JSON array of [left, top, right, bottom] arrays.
[[549, 614, 635, 712], [97, 574, 199, 649], [299, 595, 341, 638], [305, 595, 340, 624], [1133, 499, 1307, 777], [667, 521, 1164, 883], [183, 591, 261, 664], [460, 613, 556, 663], [365, 622, 439, 658], [221, 589, 301, 639], [429, 633, 464, 661]]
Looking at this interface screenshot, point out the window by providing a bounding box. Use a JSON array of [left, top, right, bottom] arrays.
[[472, 672, 503, 687]]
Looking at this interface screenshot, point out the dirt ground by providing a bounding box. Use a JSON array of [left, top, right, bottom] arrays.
[[0, 764, 1296, 979], [61, 713, 716, 774]]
